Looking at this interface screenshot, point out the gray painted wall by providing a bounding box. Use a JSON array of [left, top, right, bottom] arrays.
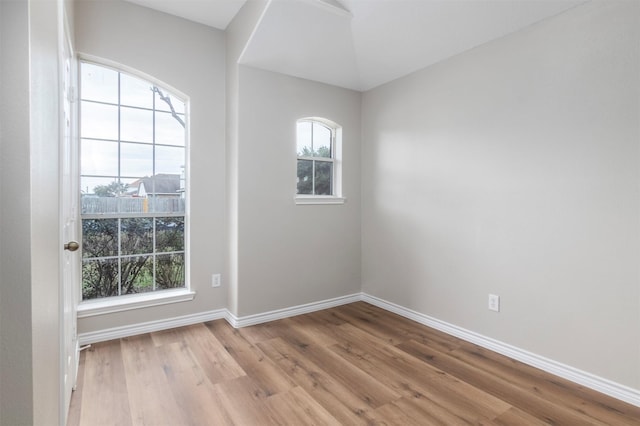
[[0, 1, 34, 423], [362, 0, 640, 389], [225, 0, 269, 316], [225, 0, 362, 317], [236, 65, 362, 316], [75, 0, 228, 333]]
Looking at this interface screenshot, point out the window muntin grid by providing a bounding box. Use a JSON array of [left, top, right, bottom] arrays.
[[79, 61, 187, 300]]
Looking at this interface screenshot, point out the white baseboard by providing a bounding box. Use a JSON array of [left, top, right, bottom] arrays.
[[78, 309, 227, 345], [78, 293, 361, 345], [78, 292, 640, 408], [226, 293, 362, 328], [361, 293, 640, 408]]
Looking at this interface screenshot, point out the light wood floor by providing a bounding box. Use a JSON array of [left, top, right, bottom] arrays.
[[68, 302, 640, 425]]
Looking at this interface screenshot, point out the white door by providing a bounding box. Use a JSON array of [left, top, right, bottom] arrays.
[[61, 24, 79, 424]]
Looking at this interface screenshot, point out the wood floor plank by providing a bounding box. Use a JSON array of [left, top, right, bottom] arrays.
[[327, 332, 512, 423], [285, 314, 341, 347], [327, 303, 413, 346], [149, 326, 185, 347], [156, 340, 235, 425], [490, 406, 553, 426], [258, 337, 379, 425], [308, 305, 350, 326], [236, 320, 285, 345], [318, 320, 510, 422], [181, 323, 246, 385], [272, 319, 402, 409], [371, 400, 430, 426], [70, 303, 640, 426], [377, 395, 488, 425], [211, 375, 281, 425], [264, 385, 341, 426], [398, 338, 612, 425], [78, 340, 133, 426], [120, 334, 188, 426], [451, 341, 640, 425], [204, 319, 296, 396], [348, 302, 464, 353]]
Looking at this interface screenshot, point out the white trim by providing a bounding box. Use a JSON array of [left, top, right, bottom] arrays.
[[361, 293, 640, 408], [228, 293, 361, 328], [77, 293, 361, 345], [295, 196, 346, 205], [77, 289, 196, 318], [78, 308, 226, 345], [76, 290, 640, 408]]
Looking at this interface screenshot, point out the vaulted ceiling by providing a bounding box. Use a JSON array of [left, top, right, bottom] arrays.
[[124, 0, 586, 91]]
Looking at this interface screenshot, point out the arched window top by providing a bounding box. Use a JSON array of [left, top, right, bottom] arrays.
[[81, 60, 187, 121], [80, 56, 188, 104]]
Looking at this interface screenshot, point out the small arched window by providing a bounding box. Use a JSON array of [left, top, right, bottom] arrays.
[[296, 118, 342, 201]]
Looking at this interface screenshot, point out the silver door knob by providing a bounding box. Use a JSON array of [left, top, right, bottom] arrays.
[[64, 241, 80, 252]]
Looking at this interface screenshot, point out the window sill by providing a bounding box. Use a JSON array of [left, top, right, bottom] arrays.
[[77, 288, 196, 318], [295, 196, 346, 205]]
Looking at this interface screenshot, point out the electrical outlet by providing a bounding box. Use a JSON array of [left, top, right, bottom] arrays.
[[212, 273, 221, 288], [488, 294, 500, 312]]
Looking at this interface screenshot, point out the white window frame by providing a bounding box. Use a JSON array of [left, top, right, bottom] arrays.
[[77, 56, 194, 316], [295, 117, 345, 205]]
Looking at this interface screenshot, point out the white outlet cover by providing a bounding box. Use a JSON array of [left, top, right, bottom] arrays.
[[488, 294, 500, 312], [212, 274, 221, 287]]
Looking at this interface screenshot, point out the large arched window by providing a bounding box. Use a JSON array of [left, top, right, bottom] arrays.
[[79, 60, 188, 300], [296, 117, 342, 202]]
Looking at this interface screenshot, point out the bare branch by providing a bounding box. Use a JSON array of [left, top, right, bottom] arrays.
[[152, 86, 185, 128]]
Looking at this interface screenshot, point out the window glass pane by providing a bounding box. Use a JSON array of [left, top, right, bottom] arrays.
[[82, 258, 119, 300], [156, 253, 185, 290], [314, 161, 333, 195], [155, 145, 184, 175], [121, 106, 153, 143], [297, 121, 312, 156], [297, 159, 313, 195], [81, 139, 118, 176], [121, 142, 153, 177], [155, 90, 185, 114], [81, 63, 118, 104], [121, 256, 153, 294], [81, 101, 118, 140], [156, 217, 184, 252], [80, 176, 118, 197], [147, 174, 183, 214], [313, 123, 331, 158], [81, 176, 122, 196], [79, 62, 188, 300], [81, 178, 120, 214], [82, 219, 118, 258], [120, 73, 153, 109], [155, 111, 185, 146], [121, 218, 153, 255]]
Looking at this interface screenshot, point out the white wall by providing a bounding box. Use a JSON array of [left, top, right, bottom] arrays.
[[362, 0, 640, 389], [30, 1, 66, 422], [236, 66, 362, 316], [0, 1, 34, 423], [1, 0, 66, 422], [75, 0, 227, 333], [225, 0, 269, 316]]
